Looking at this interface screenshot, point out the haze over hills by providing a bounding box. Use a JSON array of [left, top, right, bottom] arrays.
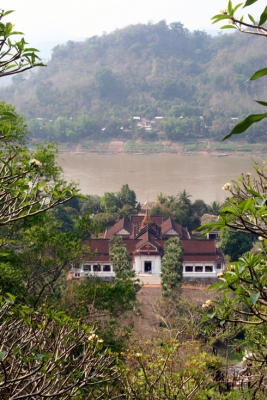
[[1, 21, 266, 145]]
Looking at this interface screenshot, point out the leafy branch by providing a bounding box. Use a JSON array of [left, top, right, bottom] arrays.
[[212, 1, 267, 139]]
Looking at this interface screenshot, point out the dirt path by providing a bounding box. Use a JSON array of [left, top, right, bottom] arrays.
[[143, 284, 208, 290], [133, 286, 212, 340], [133, 287, 161, 340]]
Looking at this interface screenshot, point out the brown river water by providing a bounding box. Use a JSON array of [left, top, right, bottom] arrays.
[[57, 152, 264, 204]]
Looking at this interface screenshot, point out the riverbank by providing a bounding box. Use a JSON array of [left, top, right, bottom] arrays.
[[58, 139, 267, 156]]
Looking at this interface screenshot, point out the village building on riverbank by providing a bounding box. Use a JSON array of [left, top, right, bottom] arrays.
[[71, 209, 225, 281]]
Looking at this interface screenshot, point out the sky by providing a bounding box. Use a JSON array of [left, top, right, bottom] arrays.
[[1, 0, 266, 54]]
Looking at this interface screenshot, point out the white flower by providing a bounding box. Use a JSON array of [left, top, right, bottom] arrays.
[[217, 272, 224, 278], [202, 299, 212, 309], [258, 236, 264, 241], [89, 333, 98, 341], [222, 183, 231, 191], [97, 339, 104, 344], [30, 158, 42, 168]]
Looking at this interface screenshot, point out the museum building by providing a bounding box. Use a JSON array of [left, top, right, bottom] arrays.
[[71, 210, 225, 280]]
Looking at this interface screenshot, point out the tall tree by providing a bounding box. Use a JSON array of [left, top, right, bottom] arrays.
[[117, 184, 137, 209], [161, 237, 184, 297], [109, 236, 134, 280]]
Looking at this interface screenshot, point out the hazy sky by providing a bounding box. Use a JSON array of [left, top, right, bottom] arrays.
[[1, 0, 266, 46]]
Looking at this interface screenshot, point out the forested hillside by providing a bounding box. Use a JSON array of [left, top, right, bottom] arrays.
[[1, 21, 266, 144]]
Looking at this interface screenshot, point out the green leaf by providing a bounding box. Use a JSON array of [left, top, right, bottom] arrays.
[[250, 67, 267, 80], [2, 10, 15, 17], [256, 100, 267, 106], [241, 199, 254, 212], [24, 48, 40, 52], [233, 3, 243, 13], [248, 14, 256, 24], [220, 25, 237, 29], [212, 15, 230, 23], [247, 188, 260, 196], [208, 282, 223, 290], [250, 292, 260, 304], [259, 6, 267, 25], [244, 0, 258, 7], [228, 0, 233, 14], [223, 113, 267, 140], [0, 351, 6, 361], [238, 265, 245, 274]]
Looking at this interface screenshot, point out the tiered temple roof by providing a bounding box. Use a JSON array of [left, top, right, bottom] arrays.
[[83, 213, 224, 265]]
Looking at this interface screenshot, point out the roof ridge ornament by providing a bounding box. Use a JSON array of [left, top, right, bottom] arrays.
[[141, 202, 153, 229]]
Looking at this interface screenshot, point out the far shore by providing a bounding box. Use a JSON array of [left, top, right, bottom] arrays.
[[56, 139, 266, 157], [57, 149, 265, 157]]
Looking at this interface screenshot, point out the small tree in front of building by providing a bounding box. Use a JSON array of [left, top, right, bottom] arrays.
[[109, 236, 134, 280], [161, 237, 184, 296]]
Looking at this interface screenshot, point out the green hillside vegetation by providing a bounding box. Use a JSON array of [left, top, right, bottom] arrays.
[[1, 21, 267, 146]]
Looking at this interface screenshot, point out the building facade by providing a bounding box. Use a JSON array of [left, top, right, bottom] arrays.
[[72, 211, 225, 280]]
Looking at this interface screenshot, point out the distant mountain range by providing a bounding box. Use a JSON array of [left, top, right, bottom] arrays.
[[1, 21, 266, 144]]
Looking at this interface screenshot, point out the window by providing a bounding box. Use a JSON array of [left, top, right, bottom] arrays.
[[74, 273, 80, 277], [185, 266, 193, 272], [217, 263, 222, 269], [103, 265, 111, 272], [209, 233, 217, 240], [195, 266, 203, 272], [83, 264, 91, 271], [93, 265, 101, 272], [205, 266, 213, 272]]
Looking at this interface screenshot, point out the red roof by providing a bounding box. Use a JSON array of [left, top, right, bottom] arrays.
[[82, 237, 224, 264], [104, 215, 189, 240], [182, 240, 216, 254]]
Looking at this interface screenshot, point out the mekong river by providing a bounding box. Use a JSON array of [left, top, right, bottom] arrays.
[[58, 153, 263, 203]]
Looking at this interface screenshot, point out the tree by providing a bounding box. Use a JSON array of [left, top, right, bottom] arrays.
[[219, 228, 253, 261], [0, 10, 77, 226], [0, 295, 119, 399], [117, 184, 137, 209], [207, 201, 222, 215], [0, 10, 44, 77], [100, 192, 118, 213], [0, 102, 77, 226], [161, 237, 183, 296], [109, 236, 134, 280], [200, 171, 266, 392], [203, 165, 266, 238], [212, 1, 267, 139], [0, 11, 121, 399]]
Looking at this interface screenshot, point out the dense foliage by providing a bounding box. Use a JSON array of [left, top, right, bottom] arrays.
[[1, 20, 266, 144], [161, 237, 184, 296]]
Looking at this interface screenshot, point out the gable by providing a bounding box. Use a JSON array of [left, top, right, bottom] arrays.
[[166, 228, 178, 235], [117, 229, 130, 235], [139, 242, 158, 251]]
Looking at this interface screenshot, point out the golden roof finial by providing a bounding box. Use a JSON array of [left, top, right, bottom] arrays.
[[141, 201, 152, 228]]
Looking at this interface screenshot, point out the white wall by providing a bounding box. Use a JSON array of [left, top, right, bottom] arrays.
[[72, 262, 115, 279], [183, 261, 225, 278], [72, 258, 225, 279], [133, 255, 161, 275]]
